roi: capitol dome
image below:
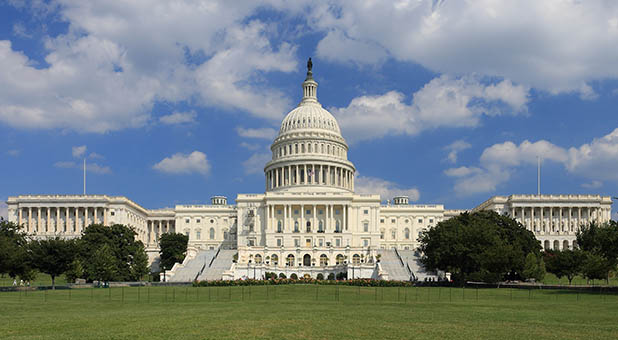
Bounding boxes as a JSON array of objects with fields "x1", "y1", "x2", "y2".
[{"x1": 264, "y1": 58, "x2": 355, "y2": 193}]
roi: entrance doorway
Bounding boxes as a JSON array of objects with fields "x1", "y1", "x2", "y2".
[{"x1": 303, "y1": 254, "x2": 311, "y2": 267}]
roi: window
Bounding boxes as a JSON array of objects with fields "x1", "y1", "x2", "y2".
[
  {"x1": 306, "y1": 209, "x2": 311, "y2": 215},
  {"x1": 404, "y1": 228, "x2": 410, "y2": 240},
  {"x1": 405, "y1": 219, "x2": 409, "y2": 223},
  {"x1": 391, "y1": 229, "x2": 396, "y2": 239},
  {"x1": 277, "y1": 221, "x2": 282, "y2": 233},
  {"x1": 209, "y1": 228, "x2": 215, "y2": 239},
  {"x1": 335, "y1": 210, "x2": 340, "y2": 215},
  {"x1": 249, "y1": 223, "x2": 254, "y2": 232},
  {"x1": 418, "y1": 218, "x2": 423, "y2": 223},
  {"x1": 210, "y1": 219, "x2": 214, "y2": 224},
  {"x1": 196, "y1": 230, "x2": 201, "y2": 240},
  {"x1": 318, "y1": 239, "x2": 323, "y2": 247},
  {"x1": 277, "y1": 238, "x2": 282, "y2": 247},
  {"x1": 380, "y1": 229, "x2": 384, "y2": 239},
  {"x1": 294, "y1": 239, "x2": 300, "y2": 247},
  {"x1": 271, "y1": 254, "x2": 279, "y2": 265},
  {"x1": 352, "y1": 254, "x2": 360, "y2": 265},
  {"x1": 320, "y1": 254, "x2": 328, "y2": 266},
  {"x1": 247, "y1": 239, "x2": 255, "y2": 246},
  {"x1": 196, "y1": 219, "x2": 201, "y2": 223},
  {"x1": 335, "y1": 220, "x2": 341, "y2": 232},
  {"x1": 364, "y1": 209, "x2": 368, "y2": 215},
  {"x1": 363, "y1": 222, "x2": 369, "y2": 232},
  {"x1": 318, "y1": 221, "x2": 324, "y2": 232},
  {"x1": 255, "y1": 255, "x2": 262, "y2": 264},
  {"x1": 335, "y1": 238, "x2": 341, "y2": 247},
  {"x1": 380, "y1": 219, "x2": 384, "y2": 223},
  {"x1": 336, "y1": 254, "x2": 344, "y2": 265},
  {"x1": 318, "y1": 209, "x2": 323, "y2": 215},
  {"x1": 391, "y1": 218, "x2": 396, "y2": 223},
  {"x1": 277, "y1": 210, "x2": 282, "y2": 215},
  {"x1": 294, "y1": 210, "x2": 299, "y2": 215},
  {"x1": 294, "y1": 221, "x2": 299, "y2": 233},
  {"x1": 185, "y1": 231, "x2": 190, "y2": 237},
  {"x1": 185, "y1": 219, "x2": 190, "y2": 224},
  {"x1": 287, "y1": 254, "x2": 295, "y2": 266},
  {"x1": 306, "y1": 238, "x2": 311, "y2": 247},
  {"x1": 306, "y1": 221, "x2": 311, "y2": 232},
  {"x1": 429, "y1": 218, "x2": 434, "y2": 223},
  {"x1": 363, "y1": 239, "x2": 369, "y2": 247},
  {"x1": 110, "y1": 211, "x2": 115, "y2": 216}
]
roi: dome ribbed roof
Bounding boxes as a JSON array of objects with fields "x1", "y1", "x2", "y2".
[{"x1": 279, "y1": 103, "x2": 341, "y2": 135}]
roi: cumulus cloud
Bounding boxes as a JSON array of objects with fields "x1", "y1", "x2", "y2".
[
  {"x1": 355, "y1": 175, "x2": 420, "y2": 202},
  {"x1": 72, "y1": 145, "x2": 87, "y2": 158},
  {"x1": 153, "y1": 151, "x2": 210, "y2": 175},
  {"x1": 240, "y1": 142, "x2": 261, "y2": 151},
  {"x1": 0, "y1": 1, "x2": 298, "y2": 133},
  {"x1": 159, "y1": 111, "x2": 196, "y2": 125},
  {"x1": 446, "y1": 128, "x2": 618, "y2": 195},
  {"x1": 242, "y1": 152, "x2": 271, "y2": 175},
  {"x1": 236, "y1": 127, "x2": 277, "y2": 140},
  {"x1": 312, "y1": 0, "x2": 618, "y2": 95},
  {"x1": 444, "y1": 140, "x2": 471, "y2": 163},
  {"x1": 333, "y1": 75, "x2": 529, "y2": 143}
]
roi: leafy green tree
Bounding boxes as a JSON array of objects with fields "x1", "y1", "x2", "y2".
[
  {"x1": 79, "y1": 224, "x2": 150, "y2": 282},
  {"x1": 91, "y1": 244, "x2": 116, "y2": 284},
  {"x1": 65, "y1": 258, "x2": 84, "y2": 283},
  {"x1": 576, "y1": 221, "x2": 618, "y2": 283},
  {"x1": 158, "y1": 233, "x2": 188, "y2": 271},
  {"x1": 543, "y1": 249, "x2": 584, "y2": 285},
  {"x1": 523, "y1": 252, "x2": 546, "y2": 282},
  {"x1": 30, "y1": 238, "x2": 76, "y2": 289},
  {"x1": 130, "y1": 243, "x2": 149, "y2": 281},
  {"x1": 0, "y1": 220, "x2": 31, "y2": 280},
  {"x1": 581, "y1": 252, "x2": 612, "y2": 283},
  {"x1": 419, "y1": 211, "x2": 540, "y2": 284}
]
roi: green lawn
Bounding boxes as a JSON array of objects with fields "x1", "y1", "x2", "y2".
[{"x1": 1, "y1": 285, "x2": 617, "y2": 339}]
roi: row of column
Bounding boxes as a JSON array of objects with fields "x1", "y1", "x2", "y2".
[
  {"x1": 513, "y1": 206, "x2": 607, "y2": 234},
  {"x1": 264, "y1": 204, "x2": 348, "y2": 234},
  {"x1": 18, "y1": 206, "x2": 108, "y2": 234},
  {"x1": 146, "y1": 220, "x2": 174, "y2": 246},
  {"x1": 266, "y1": 164, "x2": 354, "y2": 191}
]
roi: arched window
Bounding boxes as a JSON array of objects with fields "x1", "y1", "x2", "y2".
[
  {"x1": 335, "y1": 220, "x2": 340, "y2": 232},
  {"x1": 320, "y1": 254, "x2": 328, "y2": 266},
  {"x1": 271, "y1": 254, "x2": 278, "y2": 265},
  {"x1": 544, "y1": 240, "x2": 550, "y2": 250},
  {"x1": 277, "y1": 221, "x2": 282, "y2": 233},
  {"x1": 306, "y1": 221, "x2": 311, "y2": 232},
  {"x1": 336, "y1": 254, "x2": 344, "y2": 265},
  {"x1": 209, "y1": 227, "x2": 215, "y2": 239},
  {"x1": 255, "y1": 254, "x2": 262, "y2": 264},
  {"x1": 318, "y1": 221, "x2": 324, "y2": 232},
  {"x1": 352, "y1": 254, "x2": 360, "y2": 265},
  {"x1": 563, "y1": 240, "x2": 569, "y2": 250},
  {"x1": 287, "y1": 254, "x2": 295, "y2": 266},
  {"x1": 294, "y1": 221, "x2": 299, "y2": 233},
  {"x1": 404, "y1": 228, "x2": 410, "y2": 240},
  {"x1": 553, "y1": 240, "x2": 560, "y2": 250}
]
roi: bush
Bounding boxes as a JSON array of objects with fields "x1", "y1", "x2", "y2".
[
  {"x1": 290, "y1": 273, "x2": 298, "y2": 280},
  {"x1": 316, "y1": 273, "x2": 324, "y2": 280},
  {"x1": 327, "y1": 273, "x2": 335, "y2": 280},
  {"x1": 336, "y1": 272, "x2": 347, "y2": 280},
  {"x1": 192, "y1": 278, "x2": 414, "y2": 287},
  {"x1": 279, "y1": 273, "x2": 287, "y2": 279}
]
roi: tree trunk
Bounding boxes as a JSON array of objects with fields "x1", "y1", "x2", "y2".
[{"x1": 51, "y1": 275, "x2": 55, "y2": 290}]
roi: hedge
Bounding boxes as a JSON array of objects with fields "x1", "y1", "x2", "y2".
[{"x1": 193, "y1": 278, "x2": 414, "y2": 287}]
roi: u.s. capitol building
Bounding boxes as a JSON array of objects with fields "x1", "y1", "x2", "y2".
[{"x1": 5, "y1": 62, "x2": 613, "y2": 281}]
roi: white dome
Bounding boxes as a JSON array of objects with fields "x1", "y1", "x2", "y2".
[{"x1": 279, "y1": 103, "x2": 341, "y2": 136}]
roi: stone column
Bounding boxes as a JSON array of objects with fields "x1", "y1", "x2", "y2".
[
  {"x1": 540, "y1": 207, "x2": 544, "y2": 233},
  {"x1": 65, "y1": 208, "x2": 69, "y2": 233},
  {"x1": 284, "y1": 204, "x2": 288, "y2": 231},
  {"x1": 343, "y1": 205, "x2": 347, "y2": 231},
  {"x1": 549, "y1": 207, "x2": 553, "y2": 233},
  {"x1": 56, "y1": 207, "x2": 60, "y2": 233},
  {"x1": 28, "y1": 207, "x2": 32, "y2": 233},
  {"x1": 530, "y1": 206, "x2": 535, "y2": 232},
  {"x1": 578, "y1": 207, "x2": 582, "y2": 232},
  {"x1": 300, "y1": 204, "x2": 304, "y2": 232},
  {"x1": 18, "y1": 207, "x2": 22, "y2": 228},
  {"x1": 75, "y1": 207, "x2": 79, "y2": 233},
  {"x1": 46, "y1": 207, "x2": 50, "y2": 233},
  {"x1": 37, "y1": 207, "x2": 41, "y2": 233},
  {"x1": 313, "y1": 205, "x2": 317, "y2": 232}
]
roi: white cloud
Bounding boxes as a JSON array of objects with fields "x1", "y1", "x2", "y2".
[
  {"x1": 88, "y1": 152, "x2": 104, "y2": 160},
  {"x1": 72, "y1": 145, "x2": 87, "y2": 158},
  {"x1": 355, "y1": 175, "x2": 420, "y2": 202},
  {"x1": 0, "y1": 1, "x2": 298, "y2": 133},
  {"x1": 54, "y1": 160, "x2": 111, "y2": 174},
  {"x1": 242, "y1": 152, "x2": 271, "y2": 174},
  {"x1": 447, "y1": 128, "x2": 618, "y2": 195},
  {"x1": 236, "y1": 127, "x2": 277, "y2": 140},
  {"x1": 240, "y1": 142, "x2": 261, "y2": 151},
  {"x1": 333, "y1": 75, "x2": 529, "y2": 143},
  {"x1": 159, "y1": 111, "x2": 196, "y2": 125},
  {"x1": 12, "y1": 22, "x2": 31, "y2": 38},
  {"x1": 153, "y1": 151, "x2": 210, "y2": 175},
  {"x1": 312, "y1": 1, "x2": 618, "y2": 95},
  {"x1": 444, "y1": 140, "x2": 471, "y2": 163}
]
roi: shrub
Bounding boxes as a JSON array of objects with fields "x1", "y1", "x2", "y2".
[
  {"x1": 327, "y1": 273, "x2": 335, "y2": 280},
  {"x1": 336, "y1": 272, "x2": 347, "y2": 280},
  {"x1": 279, "y1": 273, "x2": 287, "y2": 279},
  {"x1": 316, "y1": 273, "x2": 324, "y2": 280},
  {"x1": 290, "y1": 273, "x2": 298, "y2": 280}
]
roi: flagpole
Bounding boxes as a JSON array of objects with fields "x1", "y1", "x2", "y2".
[{"x1": 83, "y1": 158, "x2": 86, "y2": 195}]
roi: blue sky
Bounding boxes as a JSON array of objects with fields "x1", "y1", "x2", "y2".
[{"x1": 1, "y1": 1, "x2": 618, "y2": 219}]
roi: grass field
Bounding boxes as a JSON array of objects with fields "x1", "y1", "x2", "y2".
[{"x1": 1, "y1": 285, "x2": 617, "y2": 339}]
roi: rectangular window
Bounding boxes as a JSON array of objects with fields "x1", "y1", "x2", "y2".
[
  {"x1": 306, "y1": 238, "x2": 311, "y2": 247},
  {"x1": 364, "y1": 209, "x2": 369, "y2": 215},
  {"x1": 318, "y1": 239, "x2": 324, "y2": 247},
  {"x1": 185, "y1": 219, "x2": 190, "y2": 224},
  {"x1": 294, "y1": 210, "x2": 299, "y2": 215},
  {"x1": 363, "y1": 239, "x2": 369, "y2": 247},
  {"x1": 110, "y1": 211, "x2": 115, "y2": 216},
  {"x1": 335, "y1": 210, "x2": 340, "y2": 215},
  {"x1": 196, "y1": 231, "x2": 201, "y2": 240},
  {"x1": 335, "y1": 238, "x2": 341, "y2": 247},
  {"x1": 294, "y1": 239, "x2": 300, "y2": 247},
  {"x1": 276, "y1": 238, "x2": 282, "y2": 247},
  {"x1": 248, "y1": 239, "x2": 255, "y2": 246},
  {"x1": 429, "y1": 218, "x2": 434, "y2": 223},
  {"x1": 196, "y1": 219, "x2": 201, "y2": 223},
  {"x1": 318, "y1": 210, "x2": 323, "y2": 215},
  {"x1": 391, "y1": 219, "x2": 396, "y2": 223},
  {"x1": 306, "y1": 209, "x2": 311, "y2": 215},
  {"x1": 277, "y1": 210, "x2": 282, "y2": 215},
  {"x1": 363, "y1": 222, "x2": 369, "y2": 232},
  {"x1": 380, "y1": 219, "x2": 384, "y2": 223},
  {"x1": 418, "y1": 218, "x2": 423, "y2": 223}
]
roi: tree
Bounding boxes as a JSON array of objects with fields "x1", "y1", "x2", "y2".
[
  {"x1": 576, "y1": 221, "x2": 618, "y2": 283},
  {"x1": 159, "y1": 233, "x2": 189, "y2": 271},
  {"x1": 543, "y1": 249, "x2": 584, "y2": 285},
  {"x1": 419, "y1": 211, "x2": 541, "y2": 284},
  {"x1": 0, "y1": 220, "x2": 31, "y2": 280},
  {"x1": 30, "y1": 238, "x2": 75, "y2": 289},
  {"x1": 581, "y1": 252, "x2": 612, "y2": 283},
  {"x1": 91, "y1": 244, "x2": 116, "y2": 285},
  {"x1": 523, "y1": 252, "x2": 546, "y2": 282},
  {"x1": 78, "y1": 224, "x2": 150, "y2": 282},
  {"x1": 65, "y1": 258, "x2": 84, "y2": 283},
  {"x1": 130, "y1": 243, "x2": 149, "y2": 281}
]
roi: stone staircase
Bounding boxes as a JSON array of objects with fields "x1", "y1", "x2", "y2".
[
  {"x1": 168, "y1": 250, "x2": 217, "y2": 282},
  {"x1": 197, "y1": 249, "x2": 236, "y2": 281},
  {"x1": 377, "y1": 249, "x2": 411, "y2": 281},
  {"x1": 398, "y1": 250, "x2": 439, "y2": 281}
]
